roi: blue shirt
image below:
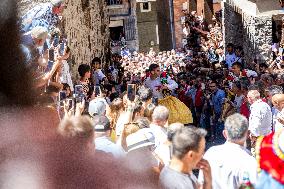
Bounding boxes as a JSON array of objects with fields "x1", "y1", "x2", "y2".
[
  {"x1": 211, "y1": 89, "x2": 225, "y2": 115},
  {"x1": 95, "y1": 136, "x2": 126, "y2": 158}
]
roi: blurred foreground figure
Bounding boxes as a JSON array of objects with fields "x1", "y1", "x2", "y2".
[
  {"x1": 0, "y1": 1, "x2": 155, "y2": 188},
  {"x1": 255, "y1": 129, "x2": 284, "y2": 189}
]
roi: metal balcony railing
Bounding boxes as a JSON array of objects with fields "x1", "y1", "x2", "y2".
[{"x1": 106, "y1": 0, "x2": 123, "y2": 5}]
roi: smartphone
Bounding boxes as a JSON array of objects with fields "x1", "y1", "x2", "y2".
[
  {"x1": 152, "y1": 97, "x2": 159, "y2": 106},
  {"x1": 59, "y1": 91, "x2": 67, "y2": 106},
  {"x1": 94, "y1": 85, "x2": 101, "y2": 97},
  {"x1": 75, "y1": 85, "x2": 83, "y2": 96},
  {"x1": 67, "y1": 98, "x2": 73, "y2": 110},
  {"x1": 48, "y1": 49, "x2": 54, "y2": 61},
  {"x1": 127, "y1": 84, "x2": 136, "y2": 101}
]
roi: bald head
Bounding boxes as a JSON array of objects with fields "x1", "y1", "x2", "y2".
[{"x1": 272, "y1": 94, "x2": 284, "y2": 111}]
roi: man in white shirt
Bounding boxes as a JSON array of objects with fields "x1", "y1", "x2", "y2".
[
  {"x1": 272, "y1": 94, "x2": 284, "y2": 132},
  {"x1": 247, "y1": 90, "x2": 272, "y2": 137},
  {"x1": 247, "y1": 90, "x2": 272, "y2": 156},
  {"x1": 144, "y1": 63, "x2": 178, "y2": 99},
  {"x1": 150, "y1": 106, "x2": 169, "y2": 149},
  {"x1": 198, "y1": 113, "x2": 257, "y2": 189}
]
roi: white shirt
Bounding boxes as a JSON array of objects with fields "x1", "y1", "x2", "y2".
[
  {"x1": 198, "y1": 142, "x2": 258, "y2": 189},
  {"x1": 274, "y1": 108, "x2": 284, "y2": 132},
  {"x1": 249, "y1": 99, "x2": 272, "y2": 137},
  {"x1": 59, "y1": 60, "x2": 74, "y2": 91},
  {"x1": 183, "y1": 27, "x2": 190, "y2": 37},
  {"x1": 144, "y1": 76, "x2": 178, "y2": 99},
  {"x1": 149, "y1": 123, "x2": 169, "y2": 164},
  {"x1": 150, "y1": 123, "x2": 168, "y2": 148}
]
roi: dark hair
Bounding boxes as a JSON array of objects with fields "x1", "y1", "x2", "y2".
[
  {"x1": 233, "y1": 81, "x2": 242, "y2": 90},
  {"x1": 232, "y1": 62, "x2": 242, "y2": 69},
  {"x1": 148, "y1": 64, "x2": 159, "y2": 72},
  {"x1": 172, "y1": 127, "x2": 207, "y2": 159},
  {"x1": 227, "y1": 43, "x2": 234, "y2": 48},
  {"x1": 46, "y1": 85, "x2": 61, "y2": 94},
  {"x1": 62, "y1": 83, "x2": 70, "y2": 91},
  {"x1": 138, "y1": 87, "x2": 153, "y2": 102},
  {"x1": 91, "y1": 57, "x2": 101, "y2": 65},
  {"x1": 235, "y1": 46, "x2": 243, "y2": 51},
  {"x1": 259, "y1": 63, "x2": 268, "y2": 69},
  {"x1": 240, "y1": 79, "x2": 250, "y2": 91},
  {"x1": 78, "y1": 64, "x2": 91, "y2": 77}
]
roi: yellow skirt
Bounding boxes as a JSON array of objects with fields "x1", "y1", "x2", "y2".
[{"x1": 159, "y1": 96, "x2": 193, "y2": 125}]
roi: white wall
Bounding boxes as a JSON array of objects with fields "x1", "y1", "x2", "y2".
[{"x1": 228, "y1": 0, "x2": 257, "y2": 16}]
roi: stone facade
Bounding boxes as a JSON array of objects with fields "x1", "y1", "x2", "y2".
[
  {"x1": 108, "y1": 0, "x2": 139, "y2": 52},
  {"x1": 63, "y1": 0, "x2": 109, "y2": 79},
  {"x1": 173, "y1": 0, "x2": 188, "y2": 49},
  {"x1": 18, "y1": 0, "x2": 110, "y2": 79},
  {"x1": 157, "y1": 0, "x2": 173, "y2": 51},
  {"x1": 223, "y1": 0, "x2": 275, "y2": 63},
  {"x1": 136, "y1": 1, "x2": 159, "y2": 52}
]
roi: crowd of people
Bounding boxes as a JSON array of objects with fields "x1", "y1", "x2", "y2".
[{"x1": 0, "y1": 0, "x2": 284, "y2": 188}]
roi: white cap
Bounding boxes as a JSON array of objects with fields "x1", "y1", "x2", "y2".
[
  {"x1": 88, "y1": 99, "x2": 106, "y2": 117},
  {"x1": 51, "y1": 0, "x2": 63, "y2": 6}
]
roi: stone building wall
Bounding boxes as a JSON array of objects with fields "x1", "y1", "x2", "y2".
[
  {"x1": 223, "y1": 2, "x2": 244, "y2": 47},
  {"x1": 223, "y1": 0, "x2": 273, "y2": 64},
  {"x1": 157, "y1": 0, "x2": 173, "y2": 51},
  {"x1": 63, "y1": 0, "x2": 109, "y2": 79},
  {"x1": 136, "y1": 1, "x2": 159, "y2": 52},
  {"x1": 254, "y1": 16, "x2": 273, "y2": 61},
  {"x1": 173, "y1": 0, "x2": 188, "y2": 49},
  {"x1": 18, "y1": 0, "x2": 110, "y2": 80}
]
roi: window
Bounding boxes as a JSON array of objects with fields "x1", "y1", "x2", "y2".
[
  {"x1": 140, "y1": 2, "x2": 151, "y2": 12},
  {"x1": 143, "y1": 2, "x2": 149, "y2": 10},
  {"x1": 106, "y1": 0, "x2": 122, "y2": 5}
]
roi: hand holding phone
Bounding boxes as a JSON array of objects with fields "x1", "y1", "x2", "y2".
[
  {"x1": 94, "y1": 85, "x2": 101, "y2": 97},
  {"x1": 127, "y1": 84, "x2": 136, "y2": 102},
  {"x1": 59, "y1": 91, "x2": 67, "y2": 106},
  {"x1": 152, "y1": 97, "x2": 159, "y2": 106}
]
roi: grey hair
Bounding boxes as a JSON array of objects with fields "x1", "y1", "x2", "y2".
[
  {"x1": 152, "y1": 105, "x2": 169, "y2": 122},
  {"x1": 225, "y1": 113, "x2": 248, "y2": 142},
  {"x1": 247, "y1": 90, "x2": 260, "y2": 101},
  {"x1": 172, "y1": 127, "x2": 207, "y2": 159},
  {"x1": 266, "y1": 85, "x2": 283, "y2": 97},
  {"x1": 167, "y1": 123, "x2": 184, "y2": 142},
  {"x1": 30, "y1": 26, "x2": 48, "y2": 40}
]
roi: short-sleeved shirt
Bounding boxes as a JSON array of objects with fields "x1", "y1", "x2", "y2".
[{"x1": 159, "y1": 166, "x2": 198, "y2": 189}]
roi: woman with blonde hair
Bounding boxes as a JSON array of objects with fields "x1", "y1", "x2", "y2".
[{"x1": 107, "y1": 98, "x2": 124, "y2": 141}]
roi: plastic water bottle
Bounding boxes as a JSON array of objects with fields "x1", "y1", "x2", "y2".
[{"x1": 239, "y1": 172, "x2": 254, "y2": 189}]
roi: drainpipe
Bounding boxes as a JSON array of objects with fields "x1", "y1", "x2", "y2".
[{"x1": 169, "y1": 0, "x2": 176, "y2": 49}]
